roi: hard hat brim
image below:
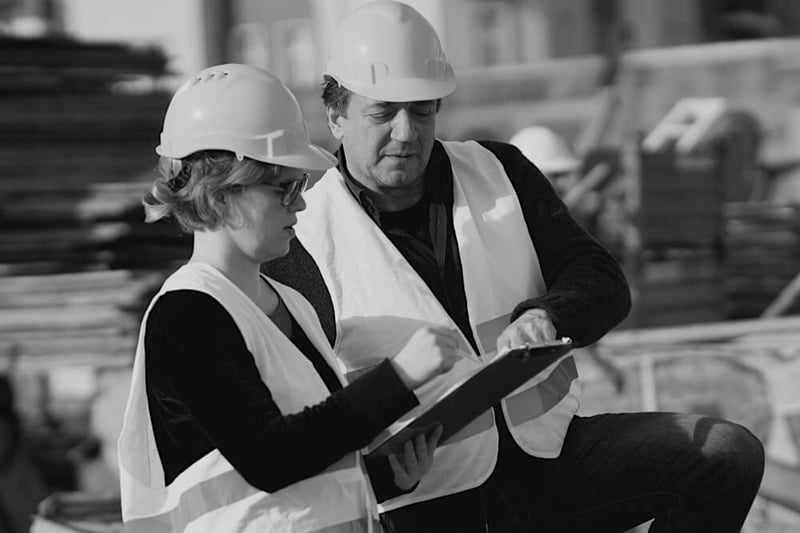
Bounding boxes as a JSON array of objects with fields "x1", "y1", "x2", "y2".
[
  {"x1": 538, "y1": 157, "x2": 580, "y2": 175},
  {"x1": 156, "y1": 141, "x2": 337, "y2": 171},
  {"x1": 334, "y1": 76, "x2": 456, "y2": 103},
  {"x1": 262, "y1": 143, "x2": 338, "y2": 171}
]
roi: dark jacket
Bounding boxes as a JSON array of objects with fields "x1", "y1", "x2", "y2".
[{"x1": 263, "y1": 139, "x2": 631, "y2": 349}]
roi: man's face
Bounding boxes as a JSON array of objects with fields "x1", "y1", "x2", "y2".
[{"x1": 328, "y1": 92, "x2": 437, "y2": 196}]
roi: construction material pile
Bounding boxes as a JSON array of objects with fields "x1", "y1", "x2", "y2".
[
  {"x1": 723, "y1": 202, "x2": 800, "y2": 318},
  {"x1": 0, "y1": 35, "x2": 190, "y2": 497},
  {"x1": 31, "y1": 491, "x2": 122, "y2": 533},
  {"x1": 631, "y1": 145, "x2": 726, "y2": 327}
]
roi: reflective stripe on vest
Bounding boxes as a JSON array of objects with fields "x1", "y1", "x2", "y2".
[
  {"x1": 123, "y1": 455, "x2": 361, "y2": 533},
  {"x1": 122, "y1": 468, "x2": 258, "y2": 533},
  {"x1": 474, "y1": 313, "x2": 514, "y2": 353},
  {"x1": 474, "y1": 315, "x2": 579, "y2": 431},
  {"x1": 446, "y1": 354, "x2": 577, "y2": 444},
  {"x1": 505, "y1": 356, "x2": 577, "y2": 426}
]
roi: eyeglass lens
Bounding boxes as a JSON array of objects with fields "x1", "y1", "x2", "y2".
[{"x1": 281, "y1": 173, "x2": 309, "y2": 206}]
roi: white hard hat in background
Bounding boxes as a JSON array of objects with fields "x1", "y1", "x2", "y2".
[
  {"x1": 509, "y1": 126, "x2": 580, "y2": 176},
  {"x1": 157, "y1": 63, "x2": 336, "y2": 171},
  {"x1": 324, "y1": 0, "x2": 456, "y2": 102}
]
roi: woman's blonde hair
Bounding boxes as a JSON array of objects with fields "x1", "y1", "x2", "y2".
[{"x1": 143, "y1": 150, "x2": 280, "y2": 233}]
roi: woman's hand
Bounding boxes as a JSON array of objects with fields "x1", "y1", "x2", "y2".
[
  {"x1": 391, "y1": 327, "x2": 462, "y2": 390},
  {"x1": 387, "y1": 425, "x2": 443, "y2": 491}
]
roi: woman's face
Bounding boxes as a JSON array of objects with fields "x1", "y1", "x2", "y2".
[{"x1": 224, "y1": 167, "x2": 308, "y2": 263}]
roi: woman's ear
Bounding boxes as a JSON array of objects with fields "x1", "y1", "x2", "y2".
[{"x1": 327, "y1": 107, "x2": 345, "y2": 141}]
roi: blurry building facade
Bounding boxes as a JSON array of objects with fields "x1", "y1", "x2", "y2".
[
  {"x1": 4, "y1": 1, "x2": 800, "y2": 80},
  {"x1": 5, "y1": 0, "x2": 800, "y2": 151}
]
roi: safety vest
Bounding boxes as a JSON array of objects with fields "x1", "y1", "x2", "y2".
[
  {"x1": 296, "y1": 140, "x2": 581, "y2": 511},
  {"x1": 118, "y1": 262, "x2": 376, "y2": 532}
]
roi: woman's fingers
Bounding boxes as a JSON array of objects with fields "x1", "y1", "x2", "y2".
[
  {"x1": 426, "y1": 424, "x2": 444, "y2": 452},
  {"x1": 403, "y1": 439, "x2": 419, "y2": 473},
  {"x1": 388, "y1": 425, "x2": 444, "y2": 491}
]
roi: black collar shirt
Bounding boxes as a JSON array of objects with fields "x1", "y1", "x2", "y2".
[{"x1": 337, "y1": 142, "x2": 479, "y2": 353}]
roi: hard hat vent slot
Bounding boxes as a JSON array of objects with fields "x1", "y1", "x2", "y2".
[{"x1": 365, "y1": 63, "x2": 388, "y2": 85}]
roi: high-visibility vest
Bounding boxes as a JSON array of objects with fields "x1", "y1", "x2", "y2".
[
  {"x1": 118, "y1": 262, "x2": 377, "y2": 532},
  {"x1": 296, "y1": 140, "x2": 580, "y2": 512}
]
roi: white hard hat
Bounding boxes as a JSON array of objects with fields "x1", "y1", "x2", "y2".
[
  {"x1": 324, "y1": 0, "x2": 456, "y2": 102},
  {"x1": 509, "y1": 126, "x2": 579, "y2": 175},
  {"x1": 157, "y1": 63, "x2": 336, "y2": 171}
]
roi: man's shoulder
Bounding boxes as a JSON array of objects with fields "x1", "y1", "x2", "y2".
[
  {"x1": 436, "y1": 138, "x2": 523, "y2": 164},
  {"x1": 470, "y1": 139, "x2": 549, "y2": 188},
  {"x1": 475, "y1": 139, "x2": 524, "y2": 162}
]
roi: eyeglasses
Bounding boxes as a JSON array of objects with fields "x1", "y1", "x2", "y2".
[
  {"x1": 242, "y1": 170, "x2": 310, "y2": 206},
  {"x1": 274, "y1": 172, "x2": 310, "y2": 206}
]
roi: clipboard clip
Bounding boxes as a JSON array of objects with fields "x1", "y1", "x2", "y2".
[{"x1": 514, "y1": 337, "x2": 573, "y2": 359}]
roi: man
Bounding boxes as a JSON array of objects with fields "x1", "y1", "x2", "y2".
[
  {"x1": 264, "y1": 2, "x2": 765, "y2": 531},
  {"x1": 508, "y1": 125, "x2": 615, "y2": 238}
]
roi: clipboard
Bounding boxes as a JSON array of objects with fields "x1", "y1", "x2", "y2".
[{"x1": 366, "y1": 338, "x2": 573, "y2": 458}]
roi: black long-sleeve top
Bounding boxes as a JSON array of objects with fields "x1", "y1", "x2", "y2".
[
  {"x1": 144, "y1": 289, "x2": 418, "y2": 500},
  {"x1": 263, "y1": 140, "x2": 631, "y2": 350}
]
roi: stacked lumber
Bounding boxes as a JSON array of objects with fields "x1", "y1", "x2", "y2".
[
  {"x1": 0, "y1": 270, "x2": 161, "y2": 367},
  {"x1": 0, "y1": 35, "x2": 185, "y2": 276},
  {"x1": 0, "y1": 36, "x2": 190, "y2": 488},
  {"x1": 628, "y1": 104, "x2": 768, "y2": 328},
  {"x1": 0, "y1": 180, "x2": 191, "y2": 275},
  {"x1": 723, "y1": 202, "x2": 800, "y2": 318},
  {"x1": 627, "y1": 146, "x2": 728, "y2": 327},
  {"x1": 30, "y1": 491, "x2": 121, "y2": 533},
  {"x1": 632, "y1": 249, "x2": 725, "y2": 328},
  {"x1": 637, "y1": 147, "x2": 724, "y2": 248},
  {"x1": 0, "y1": 35, "x2": 168, "y2": 91}
]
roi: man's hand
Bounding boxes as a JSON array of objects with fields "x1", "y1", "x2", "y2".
[
  {"x1": 388, "y1": 425, "x2": 443, "y2": 491},
  {"x1": 495, "y1": 308, "x2": 556, "y2": 353}
]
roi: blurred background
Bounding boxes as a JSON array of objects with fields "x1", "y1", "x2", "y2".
[{"x1": 1, "y1": 1, "x2": 799, "y2": 532}]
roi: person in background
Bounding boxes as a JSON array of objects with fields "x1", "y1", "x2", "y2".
[
  {"x1": 508, "y1": 125, "x2": 603, "y2": 230},
  {"x1": 509, "y1": 125, "x2": 627, "y2": 391},
  {"x1": 263, "y1": 2, "x2": 766, "y2": 532},
  {"x1": 117, "y1": 63, "x2": 460, "y2": 533},
  {"x1": 0, "y1": 374, "x2": 48, "y2": 533}
]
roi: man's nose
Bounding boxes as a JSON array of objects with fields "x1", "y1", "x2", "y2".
[{"x1": 390, "y1": 108, "x2": 417, "y2": 143}]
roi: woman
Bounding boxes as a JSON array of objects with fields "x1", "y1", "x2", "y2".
[{"x1": 117, "y1": 64, "x2": 461, "y2": 532}]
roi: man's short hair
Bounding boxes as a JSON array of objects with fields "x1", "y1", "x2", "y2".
[
  {"x1": 321, "y1": 75, "x2": 351, "y2": 116},
  {"x1": 321, "y1": 75, "x2": 443, "y2": 116}
]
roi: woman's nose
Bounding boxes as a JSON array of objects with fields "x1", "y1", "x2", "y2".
[{"x1": 289, "y1": 192, "x2": 306, "y2": 212}]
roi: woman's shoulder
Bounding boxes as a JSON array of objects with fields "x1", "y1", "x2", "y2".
[
  {"x1": 146, "y1": 289, "x2": 238, "y2": 340},
  {"x1": 144, "y1": 289, "x2": 248, "y2": 374}
]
